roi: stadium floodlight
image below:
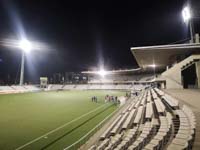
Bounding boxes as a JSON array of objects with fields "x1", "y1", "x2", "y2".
[
  {"x1": 19, "y1": 39, "x2": 33, "y2": 85},
  {"x1": 182, "y1": 5, "x2": 194, "y2": 43},
  {"x1": 1, "y1": 38, "x2": 48, "y2": 86},
  {"x1": 19, "y1": 39, "x2": 32, "y2": 53},
  {"x1": 98, "y1": 69, "x2": 107, "y2": 77},
  {"x1": 148, "y1": 64, "x2": 156, "y2": 68},
  {"x1": 182, "y1": 6, "x2": 191, "y2": 23}
]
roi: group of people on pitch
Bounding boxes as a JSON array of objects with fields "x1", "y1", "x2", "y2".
[
  {"x1": 105, "y1": 95, "x2": 120, "y2": 104},
  {"x1": 91, "y1": 96, "x2": 98, "y2": 102}
]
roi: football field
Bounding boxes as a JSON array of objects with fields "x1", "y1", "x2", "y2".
[{"x1": 0, "y1": 90, "x2": 125, "y2": 150}]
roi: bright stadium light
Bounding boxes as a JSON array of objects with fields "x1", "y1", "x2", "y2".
[
  {"x1": 148, "y1": 64, "x2": 157, "y2": 80},
  {"x1": 1, "y1": 38, "x2": 49, "y2": 86},
  {"x1": 19, "y1": 39, "x2": 32, "y2": 53},
  {"x1": 81, "y1": 68, "x2": 141, "y2": 74},
  {"x1": 182, "y1": 5, "x2": 194, "y2": 43},
  {"x1": 98, "y1": 69, "x2": 107, "y2": 77},
  {"x1": 182, "y1": 6, "x2": 191, "y2": 23},
  {"x1": 18, "y1": 38, "x2": 34, "y2": 85},
  {"x1": 148, "y1": 64, "x2": 156, "y2": 68}
]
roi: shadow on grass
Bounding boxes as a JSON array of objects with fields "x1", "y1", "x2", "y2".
[{"x1": 40, "y1": 104, "x2": 114, "y2": 150}]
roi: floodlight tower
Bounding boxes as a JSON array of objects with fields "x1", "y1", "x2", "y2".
[
  {"x1": 98, "y1": 69, "x2": 107, "y2": 78},
  {"x1": 19, "y1": 39, "x2": 32, "y2": 85},
  {"x1": 1, "y1": 38, "x2": 47, "y2": 85},
  {"x1": 182, "y1": 5, "x2": 194, "y2": 43}
]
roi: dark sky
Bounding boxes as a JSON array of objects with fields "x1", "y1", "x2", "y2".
[{"x1": 0, "y1": 0, "x2": 200, "y2": 83}]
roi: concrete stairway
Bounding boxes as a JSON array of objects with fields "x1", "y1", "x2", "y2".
[{"x1": 160, "y1": 55, "x2": 200, "y2": 89}]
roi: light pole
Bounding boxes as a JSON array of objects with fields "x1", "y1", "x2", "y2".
[
  {"x1": 1, "y1": 38, "x2": 48, "y2": 85},
  {"x1": 19, "y1": 51, "x2": 25, "y2": 85},
  {"x1": 182, "y1": 5, "x2": 194, "y2": 43},
  {"x1": 18, "y1": 39, "x2": 32, "y2": 85}
]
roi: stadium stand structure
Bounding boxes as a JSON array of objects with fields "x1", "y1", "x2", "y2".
[
  {"x1": 160, "y1": 55, "x2": 200, "y2": 89},
  {"x1": 131, "y1": 39, "x2": 200, "y2": 89},
  {"x1": 0, "y1": 85, "x2": 40, "y2": 94},
  {"x1": 86, "y1": 88, "x2": 196, "y2": 150},
  {"x1": 47, "y1": 84, "x2": 145, "y2": 91},
  {"x1": 88, "y1": 74, "x2": 154, "y2": 83}
]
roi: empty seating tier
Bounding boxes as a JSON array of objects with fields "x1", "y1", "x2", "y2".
[{"x1": 88, "y1": 88, "x2": 196, "y2": 150}]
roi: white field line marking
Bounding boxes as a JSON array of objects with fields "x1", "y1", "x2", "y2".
[
  {"x1": 15, "y1": 104, "x2": 108, "y2": 150},
  {"x1": 63, "y1": 107, "x2": 118, "y2": 150}
]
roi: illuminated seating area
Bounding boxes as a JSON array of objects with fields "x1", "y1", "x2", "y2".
[
  {"x1": 49, "y1": 84, "x2": 146, "y2": 90},
  {"x1": 88, "y1": 88, "x2": 196, "y2": 150}
]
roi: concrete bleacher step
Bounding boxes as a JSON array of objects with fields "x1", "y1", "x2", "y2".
[
  {"x1": 194, "y1": 137, "x2": 200, "y2": 142},
  {"x1": 152, "y1": 118, "x2": 159, "y2": 126},
  {"x1": 87, "y1": 88, "x2": 197, "y2": 150},
  {"x1": 193, "y1": 142, "x2": 200, "y2": 150}
]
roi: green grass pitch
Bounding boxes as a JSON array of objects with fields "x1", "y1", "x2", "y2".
[{"x1": 0, "y1": 90, "x2": 125, "y2": 150}]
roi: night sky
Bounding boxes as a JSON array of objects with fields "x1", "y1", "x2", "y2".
[{"x1": 0, "y1": 0, "x2": 200, "y2": 83}]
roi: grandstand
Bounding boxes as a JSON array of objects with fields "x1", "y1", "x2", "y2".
[
  {"x1": 86, "y1": 88, "x2": 196, "y2": 150},
  {"x1": 0, "y1": 85, "x2": 40, "y2": 94},
  {"x1": 78, "y1": 36, "x2": 200, "y2": 150},
  {"x1": 87, "y1": 74, "x2": 154, "y2": 83},
  {"x1": 47, "y1": 84, "x2": 145, "y2": 91},
  {"x1": 131, "y1": 39, "x2": 200, "y2": 89}
]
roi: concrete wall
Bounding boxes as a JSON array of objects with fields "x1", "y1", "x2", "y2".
[
  {"x1": 157, "y1": 75, "x2": 183, "y2": 89},
  {"x1": 195, "y1": 61, "x2": 200, "y2": 89},
  {"x1": 160, "y1": 55, "x2": 200, "y2": 89}
]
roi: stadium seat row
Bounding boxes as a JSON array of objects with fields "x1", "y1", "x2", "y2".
[{"x1": 88, "y1": 87, "x2": 196, "y2": 150}]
